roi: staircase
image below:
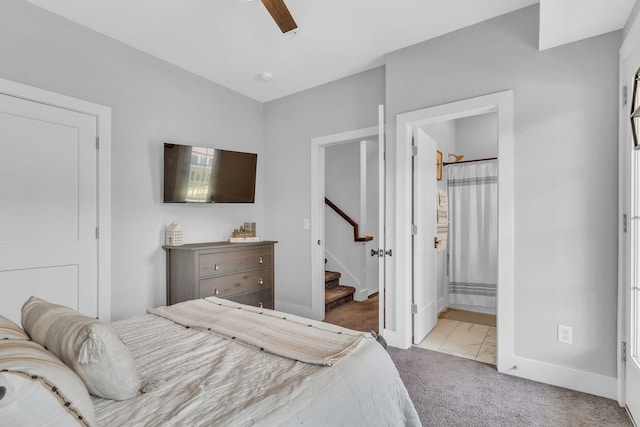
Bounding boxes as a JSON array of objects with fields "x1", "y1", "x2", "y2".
[{"x1": 325, "y1": 270, "x2": 356, "y2": 312}]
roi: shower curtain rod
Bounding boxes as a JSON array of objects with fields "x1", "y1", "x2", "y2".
[{"x1": 443, "y1": 156, "x2": 497, "y2": 166}]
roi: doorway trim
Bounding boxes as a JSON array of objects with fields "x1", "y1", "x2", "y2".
[
  {"x1": 311, "y1": 126, "x2": 379, "y2": 322},
  {"x1": 394, "y1": 90, "x2": 514, "y2": 372},
  {"x1": 0, "y1": 77, "x2": 111, "y2": 321}
]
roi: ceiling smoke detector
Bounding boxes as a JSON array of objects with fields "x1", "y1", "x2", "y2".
[{"x1": 258, "y1": 72, "x2": 273, "y2": 82}]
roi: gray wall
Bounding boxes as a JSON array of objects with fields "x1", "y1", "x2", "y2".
[
  {"x1": 386, "y1": 6, "x2": 620, "y2": 376},
  {"x1": 0, "y1": 0, "x2": 265, "y2": 320},
  {"x1": 263, "y1": 67, "x2": 385, "y2": 315},
  {"x1": 455, "y1": 113, "x2": 498, "y2": 160}
]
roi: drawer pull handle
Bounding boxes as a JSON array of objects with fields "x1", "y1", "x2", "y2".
[
  {"x1": 259, "y1": 302, "x2": 263, "y2": 308},
  {"x1": 214, "y1": 264, "x2": 219, "y2": 270},
  {"x1": 214, "y1": 289, "x2": 219, "y2": 295},
  {"x1": 258, "y1": 278, "x2": 264, "y2": 285},
  {"x1": 258, "y1": 256, "x2": 263, "y2": 264}
]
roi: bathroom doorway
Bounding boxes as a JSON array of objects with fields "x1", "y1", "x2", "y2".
[
  {"x1": 414, "y1": 112, "x2": 498, "y2": 364},
  {"x1": 394, "y1": 90, "x2": 514, "y2": 372}
]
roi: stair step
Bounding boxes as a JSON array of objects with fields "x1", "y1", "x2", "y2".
[
  {"x1": 325, "y1": 270, "x2": 341, "y2": 289},
  {"x1": 325, "y1": 285, "x2": 356, "y2": 312}
]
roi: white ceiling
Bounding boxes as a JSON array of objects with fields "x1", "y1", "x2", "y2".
[{"x1": 24, "y1": 0, "x2": 635, "y2": 102}]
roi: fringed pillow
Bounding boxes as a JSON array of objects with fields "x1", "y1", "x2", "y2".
[
  {"x1": 0, "y1": 316, "x2": 29, "y2": 341},
  {"x1": 21, "y1": 297, "x2": 140, "y2": 401},
  {"x1": 0, "y1": 339, "x2": 96, "y2": 426}
]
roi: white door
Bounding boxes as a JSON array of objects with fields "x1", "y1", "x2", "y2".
[
  {"x1": 378, "y1": 105, "x2": 386, "y2": 330},
  {"x1": 625, "y1": 79, "x2": 640, "y2": 419},
  {"x1": 412, "y1": 128, "x2": 437, "y2": 344},
  {"x1": 623, "y1": 36, "x2": 640, "y2": 420},
  {"x1": 0, "y1": 94, "x2": 98, "y2": 323}
]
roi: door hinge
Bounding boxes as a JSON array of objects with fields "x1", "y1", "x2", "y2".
[
  {"x1": 411, "y1": 304, "x2": 418, "y2": 314},
  {"x1": 411, "y1": 224, "x2": 418, "y2": 235},
  {"x1": 95, "y1": 227, "x2": 99, "y2": 239},
  {"x1": 411, "y1": 145, "x2": 418, "y2": 156},
  {"x1": 434, "y1": 237, "x2": 438, "y2": 249},
  {"x1": 624, "y1": 214, "x2": 628, "y2": 233},
  {"x1": 622, "y1": 341, "x2": 627, "y2": 362},
  {"x1": 96, "y1": 136, "x2": 100, "y2": 150},
  {"x1": 623, "y1": 86, "x2": 628, "y2": 106}
]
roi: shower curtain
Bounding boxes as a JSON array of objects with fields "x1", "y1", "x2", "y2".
[{"x1": 446, "y1": 160, "x2": 498, "y2": 314}]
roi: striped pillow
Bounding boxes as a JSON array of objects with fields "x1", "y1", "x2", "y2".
[
  {"x1": 0, "y1": 339, "x2": 96, "y2": 426},
  {"x1": 0, "y1": 316, "x2": 29, "y2": 341},
  {"x1": 21, "y1": 297, "x2": 140, "y2": 401}
]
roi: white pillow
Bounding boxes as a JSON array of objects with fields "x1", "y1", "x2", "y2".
[
  {"x1": 21, "y1": 296, "x2": 140, "y2": 401},
  {"x1": 0, "y1": 315, "x2": 29, "y2": 341},
  {"x1": 0, "y1": 339, "x2": 96, "y2": 426}
]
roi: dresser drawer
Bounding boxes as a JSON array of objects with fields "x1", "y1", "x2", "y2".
[
  {"x1": 226, "y1": 288, "x2": 273, "y2": 309},
  {"x1": 199, "y1": 247, "x2": 272, "y2": 277},
  {"x1": 199, "y1": 268, "x2": 272, "y2": 298}
]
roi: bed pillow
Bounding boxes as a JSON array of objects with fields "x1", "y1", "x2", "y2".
[
  {"x1": 21, "y1": 296, "x2": 140, "y2": 401},
  {"x1": 0, "y1": 316, "x2": 29, "y2": 341},
  {"x1": 0, "y1": 339, "x2": 96, "y2": 426}
]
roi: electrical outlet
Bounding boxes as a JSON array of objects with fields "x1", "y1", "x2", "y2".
[{"x1": 558, "y1": 325, "x2": 572, "y2": 344}]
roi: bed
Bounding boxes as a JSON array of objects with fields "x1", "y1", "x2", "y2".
[{"x1": 0, "y1": 296, "x2": 421, "y2": 426}]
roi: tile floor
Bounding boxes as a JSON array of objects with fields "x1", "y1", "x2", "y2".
[{"x1": 415, "y1": 318, "x2": 496, "y2": 365}]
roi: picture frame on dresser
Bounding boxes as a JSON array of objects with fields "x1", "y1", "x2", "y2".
[{"x1": 163, "y1": 241, "x2": 277, "y2": 309}]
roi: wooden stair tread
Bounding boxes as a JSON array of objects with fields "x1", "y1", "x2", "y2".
[
  {"x1": 325, "y1": 285, "x2": 356, "y2": 304},
  {"x1": 325, "y1": 271, "x2": 341, "y2": 282}
]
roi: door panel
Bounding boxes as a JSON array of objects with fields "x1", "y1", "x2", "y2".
[
  {"x1": 378, "y1": 105, "x2": 386, "y2": 331},
  {"x1": 626, "y1": 145, "x2": 640, "y2": 418},
  {"x1": 0, "y1": 94, "x2": 98, "y2": 323},
  {"x1": 413, "y1": 128, "x2": 437, "y2": 344},
  {"x1": 624, "y1": 46, "x2": 640, "y2": 419}
]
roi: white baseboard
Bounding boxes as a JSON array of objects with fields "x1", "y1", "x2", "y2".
[
  {"x1": 354, "y1": 288, "x2": 368, "y2": 302},
  {"x1": 384, "y1": 329, "x2": 411, "y2": 349},
  {"x1": 275, "y1": 300, "x2": 318, "y2": 321},
  {"x1": 507, "y1": 356, "x2": 617, "y2": 400}
]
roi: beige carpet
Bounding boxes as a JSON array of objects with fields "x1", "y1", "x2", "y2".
[
  {"x1": 438, "y1": 308, "x2": 496, "y2": 327},
  {"x1": 323, "y1": 293, "x2": 378, "y2": 333}
]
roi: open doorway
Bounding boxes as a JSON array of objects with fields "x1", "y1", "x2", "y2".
[
  {"x1": 393, "y1": 90, "x2": 514, "y2": 373},
  {"x1": 322, "y1": 139, "x2": 380, "y2": 332},
  {"x1": 413, "y1": 112, "x2": 499, "y2": 364},
  {"x1": 311, "y1": 109, "x2": 384, "y2": 330}
]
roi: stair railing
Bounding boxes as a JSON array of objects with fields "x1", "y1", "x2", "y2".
[{"x1": 325, "y1": 197, "x2": 374, "y2": 242}]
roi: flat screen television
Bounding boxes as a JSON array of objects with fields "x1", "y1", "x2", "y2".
[{"x1": 164, "y1": 143, "x2": 257, "y2": 203}]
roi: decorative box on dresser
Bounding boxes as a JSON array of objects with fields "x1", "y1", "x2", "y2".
[{"x1": 164, "y1": 241, "x2": 276, "y2": 309}]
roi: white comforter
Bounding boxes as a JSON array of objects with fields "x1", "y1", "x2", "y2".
[{"x1": 93, "y1": 312, "x2": 421, "y2": 426}]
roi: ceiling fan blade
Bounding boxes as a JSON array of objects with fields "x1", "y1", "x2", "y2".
[{"x1": 261, "y1": 0, "x2": 298, "y2": 33}]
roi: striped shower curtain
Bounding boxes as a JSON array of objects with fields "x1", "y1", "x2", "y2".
[{"x1": 446, "y1": 160, "x2": 498, "y2": 314}]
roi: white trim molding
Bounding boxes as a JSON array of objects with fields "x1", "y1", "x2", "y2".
[
  {"x1": 392, "y1": 90, "x2": 514, "y2": 375},
  {"x1": 510, "y1": 356, "x2": 618, "y2": 400},
  {"x1": 310, "y1": 126, "x2": 378, "y2": 321}
]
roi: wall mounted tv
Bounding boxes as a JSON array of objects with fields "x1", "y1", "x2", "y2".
[{"x1": 164, "y1": 143, "x2": 257, "y2": 203}]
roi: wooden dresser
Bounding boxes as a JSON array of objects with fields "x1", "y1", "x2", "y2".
[{"x1": 164, "y1": 241, "x2": 276, "y2": 309}]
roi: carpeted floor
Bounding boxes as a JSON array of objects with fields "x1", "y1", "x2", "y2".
[
  {"x1": 323, "y1": 293, "x2": 378, "y2": 333},
  {"x1": 388, "y1": 346, "x2": 631, "y2": 427}
]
